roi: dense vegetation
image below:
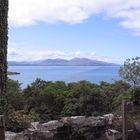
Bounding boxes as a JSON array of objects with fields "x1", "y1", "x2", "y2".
[
  {"x1": 5, "y1": 78, "x2": 139, "y2": 132},
  {"x1": 5, "y1": 57, "x2": 140, "y2": 132}
]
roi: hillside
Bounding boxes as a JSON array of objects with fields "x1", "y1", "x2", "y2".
[{"x1": 8, "y1": 58, "x2": 118, "y2": 66}]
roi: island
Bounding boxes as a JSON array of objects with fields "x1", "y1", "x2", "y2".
[{"x1": 8, "y1": 72, "x2": 20, "y2": 75}]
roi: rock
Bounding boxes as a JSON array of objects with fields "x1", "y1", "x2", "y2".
[
  {"x1": 105, "y1": 129, "x2": 122, "y2": 140},
  {"x1": 61, "y1": 116, "x2": 85, "y2": 127},
  {"x1": 5, "y1": 131, "x2": 23, "y2": 140},
  {"x1": 135, "y1": 122, "x2": 140, "y2": 132},
  {"x1": 43, "y1": 120, "x2": 64, "y2": 131},
  {"x1": 30, "y1": 122, "x2": 40, "y2": 130},
  {"x1": 6, "y1": 114, "x2": 116, "y2": 140},
  {"x1": 23, "y1": 130, "x2": 53, "y2": 140},
  {"x1": 22, "y1": 115, "x2": 113, "y2": 139},
  {"x1": 60, "y1": 116, "x2": 107, "y2": 127},
  {"x1": 103, "y1": 114, "x2": 114, "y2": 125},
  {"x1": 6, "y1": 131, "x2": 17, "y2": 140},
  {"x1": 84, "y1": 116, "x2": 106, "y2": 127}
]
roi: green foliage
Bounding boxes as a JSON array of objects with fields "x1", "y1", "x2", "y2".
[
  {"x1": 5, "y1": 78, "x2": 136, "y2": 132},
  {"x1": 119, "y1": 57, "x2": 140, "y2": 86},
  {"x1": 0, "y1": 0, "x2": 8, "y2": 116},
  {"x1": 61, "y1": 98, "x2": 81, "y2": 116},
  {"x1": 113, "y1": 90, "x2": 133, "y2": 108},
  {"x1": 133, "y1": 87, "x2": 140, "y2": 105},
  {"x1": 6, "y1": 110, "x2": 39, "y2": 132},
  {"x1": 7, "y1": 79, "x2": 24, "y2": 110}
]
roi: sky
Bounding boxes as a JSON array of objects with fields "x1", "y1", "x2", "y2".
[{"x1": 8, "y1": 0, "x2": 140, "y2": 64}]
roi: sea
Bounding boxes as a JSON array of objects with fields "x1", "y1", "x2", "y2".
[{"x1": 8, "y1": 66, "x2": 121, "y2": 89}]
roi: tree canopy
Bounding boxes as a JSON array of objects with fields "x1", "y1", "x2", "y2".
[
  {"x1": 0, "y1": 0, "x2": 9, "y2": 115},
  {"x1": 119, "y1": 57, "x2": 140, "y2": 87}
]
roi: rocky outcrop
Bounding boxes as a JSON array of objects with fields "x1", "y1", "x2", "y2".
[
  {"x1": 6, "y1": 114, "x2": 140, "y2": 140},
  {"x1": 5, "y1": 131, "x2": 23, "y2": 140},
  {"x1": 22, "y1": 114, "x2": 114, "y2": 140}
]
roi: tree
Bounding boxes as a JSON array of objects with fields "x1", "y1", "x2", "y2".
[
  {"x1": 119, "y1": 57, "x2": 140, "y2": 87},
  {"x1": 0, "y1": 0, "x2": 9, "y2": 113},
  {"x1": 7, "y1": 79, "x2": 24, "y2": 110}
]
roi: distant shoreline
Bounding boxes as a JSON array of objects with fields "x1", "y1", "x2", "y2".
[
  {"x1": 8, "y1": 64, "x2": 121, "y2": 66},
  {"x1": 8, "y1": 72, "x2": 20, "y2": 75}
]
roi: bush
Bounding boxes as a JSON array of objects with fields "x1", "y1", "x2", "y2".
[{"x1": 6, "y1": 110, "x2": 39, "y2": 132}]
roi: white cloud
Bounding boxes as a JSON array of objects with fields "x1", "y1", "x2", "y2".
[
  {"x1": 8, "y1": 48, "x2": 18, "y2": 56},
  {"x1": 9, "y1": 0, "x2": 140, "y2": 34},
  {"x1": 8, "y1": 46, "x2": 119, "y2": 63}
]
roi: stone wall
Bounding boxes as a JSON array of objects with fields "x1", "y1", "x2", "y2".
[{"x1": 6, "y1": 114, "x2": 114, "y2": 140}]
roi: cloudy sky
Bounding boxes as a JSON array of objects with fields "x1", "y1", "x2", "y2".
[{"x1": 8, "y1": 0, "x2": 140, "y2": 63}]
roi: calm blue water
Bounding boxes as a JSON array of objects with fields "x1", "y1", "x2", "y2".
[{"x1": 8, "y1": 66, "x2": 121, "y2": 88}]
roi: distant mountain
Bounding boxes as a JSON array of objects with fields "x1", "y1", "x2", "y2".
[
  {"x1": 68, "y1": 58, "x2": 115, "y2": 66},
  {"x1": 8, "y1": 58, "x2": 118, "y2": 66}
]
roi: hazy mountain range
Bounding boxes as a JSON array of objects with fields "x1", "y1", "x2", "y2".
[{"x1": 8, "y1": 58, "x2": 118, "y2": 66}]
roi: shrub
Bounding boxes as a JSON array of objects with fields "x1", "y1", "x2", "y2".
[{"x1": 6, "y1": 110, "x2": 39, "y2": 132}]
